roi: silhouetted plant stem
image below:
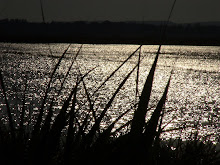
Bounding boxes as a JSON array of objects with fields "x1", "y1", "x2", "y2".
[
  {"x1": 32, "y1": 44, "x2": 71, "y2": 137},
  {"x1": 92, "y1": 45, "x2": 142, "y2": 95},
  {"x1": 41, "y1": 44, "x2": 83, "y2": 137},
  {"x1": 0, "y1": 71, "x2": 15, "y2": 139},
  {"x1": 144, "y1": 76, "x2": 171, "y2": 146},
  {"x1": 19, "y1": 78, "x2": 28, "y2": 137},
  {"x1": 135, "y1": 46, "x2": 141, "y2": 99},
  {"x1": 130, "y1": 52, "x2": 159, "y2": 136},
  {"x1": 39, "y1": 0, "x2": 45, "y2": 23}
]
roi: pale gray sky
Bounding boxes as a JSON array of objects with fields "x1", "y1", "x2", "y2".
[{"x1": 0, "y1": 0, "x2": 220, "y2": 23}]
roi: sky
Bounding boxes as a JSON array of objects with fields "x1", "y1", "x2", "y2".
[{"x1": 0, "y1": 0, "x2": 220, "y2": 23}]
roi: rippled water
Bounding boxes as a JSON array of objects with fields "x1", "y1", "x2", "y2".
[{"x1": 0, "y1": 43, "x2": 219, "y2": 141}]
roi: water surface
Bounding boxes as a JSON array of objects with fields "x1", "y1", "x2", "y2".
[{"x1": 0, "y1": 43, "x2": 219, "y2": 141}]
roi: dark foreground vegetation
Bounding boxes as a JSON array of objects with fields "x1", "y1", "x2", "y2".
[
  {"x1": 1, "y1": 19, "x2": 220, "y2": 45},
  {"x1": 0, "y1": 44, "x2": 220, "y2": 165}
]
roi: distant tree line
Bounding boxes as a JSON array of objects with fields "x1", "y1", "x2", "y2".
[{"x1": 1, "y1": 19, "x2": 220, "y2": 45}]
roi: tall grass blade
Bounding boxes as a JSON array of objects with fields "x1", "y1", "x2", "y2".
[
  {"x1": 73, "y1": 44, "x2": 83, "y2": 60},
  {"x1": 130, "y1": 52, "x2": 159, "y2": 136},
  {"x1": 45, "y1": 85, "x2": 77, "y2": 160},
  {"x1": 40, "y1": 44, "x2": 83, "y2": 137},
  {"x1": 99, "y1": 108, "x2": 132, "y2": 142},
  {"x1": 34, "y1": 86, "x2": 76, "y2": 164},
  {"x1": 154, "y1": 111, "x2": 164, "y2": 149},
  {"x1": 19, "y1": 80, "x2": 28, "y2": 137},
  {"x1": 87, "y1": 64, "x2": 138, "y2": 145},
  {"x1": 70, "y1": 65, "x2": 98, "y2": 135},
  {"x1": 32, "y1": 44, "x2": 71, "y2": 137},
  {"x1": 111, "y1": 120, "x2": 132, "y2": 136},
  {"x1": 82, "y1": 79, "x2": 97, "y2": 128},
  {"x1": 129, "y1": 0, "x2": 177, "y2": 136},
  {"x1": 68, "y1": 79, "x2": 85, "y2": 141},
  {"x1": 93, "y1": 45, "x2": 142, "y2": 95},
  {"x1": 49, "y1": 66, "x2": 95, "y2": 147},
  {"x1": 0, "y1": 118, "x2": 8, "y2": 140},
  {"x1": 59, "y1": 44, "x2": 83, "y2": 95},
  {"x1": 0, "y1": 71, "x2": 15, "y2": 139},
  {"x1": 50, "y1": 86, "x2": 75, "y2": 137},
  {"x1": 135, "y1": 47, "x2": 141, "y2": 98},
  {"x1": 129, "y1": 0, "x2": 177, "y2": 137},
  {"x1": 64, "y1": 83, "x2": 78, "y2": 164},
  {"x1": 144, "y1": 75, "x2": 171, "y2": 147},
  {"x1": 162, "y1": 0, "x2": 177, "y2": 38},
  {"x1": 39, "y1": 0, "x2": 45, "y2": 23},
  {"x1": 39, "y1": 100, "x2": 54, "y2": 140}
]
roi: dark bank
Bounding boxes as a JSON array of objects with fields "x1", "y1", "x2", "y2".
[{"x1": 1, "y1": 19, "x2": 220, "y2": 45}]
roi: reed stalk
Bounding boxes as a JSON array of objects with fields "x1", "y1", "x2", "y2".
[{"x1": 0, "y1": 71, "x2": 15, "y2": 139}]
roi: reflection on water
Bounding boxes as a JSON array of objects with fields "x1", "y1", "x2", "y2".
[{"x1": 0, "y1": 43, "x2": 219, "y2": 141}]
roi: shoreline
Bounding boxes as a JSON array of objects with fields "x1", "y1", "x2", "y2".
[
  {"x1": 1, "y1": 39, "x2": 220, "y2": 46},
  {"x1": 1, "y1": 20, "x2": 220, "y2": 46}
]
